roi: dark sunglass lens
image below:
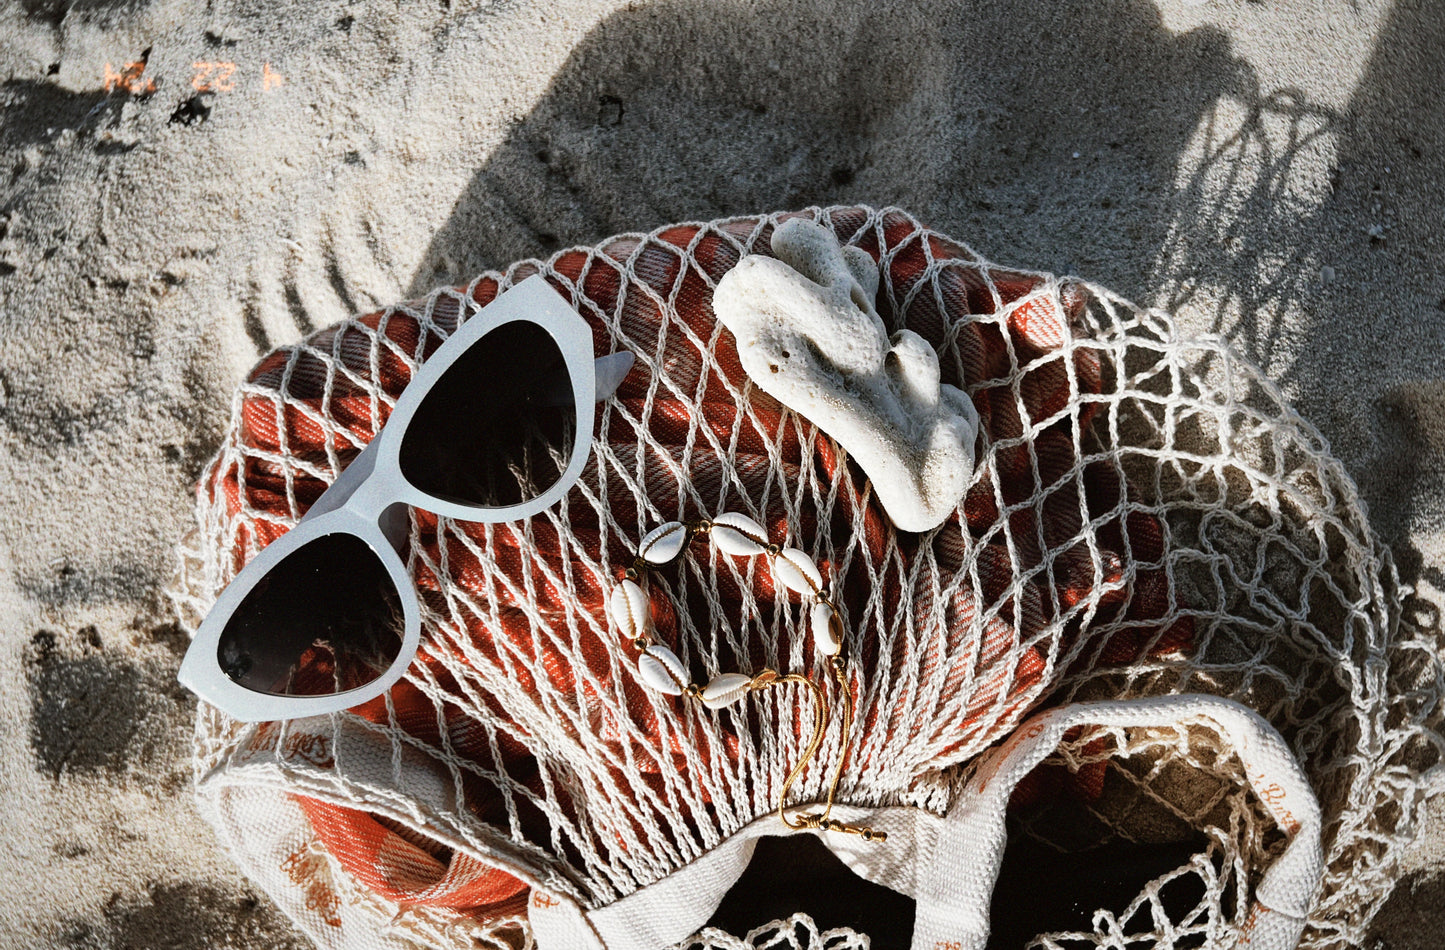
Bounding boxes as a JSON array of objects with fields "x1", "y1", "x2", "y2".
[
  {"x1": 218, "y1": 533, "x2": 405, "y2": 697},
  {"x1": 399, "y1": 320, "x2": 578, "y2": 508}
]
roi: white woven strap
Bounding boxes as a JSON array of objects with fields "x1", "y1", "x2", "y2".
[{"x1": 529, "y1": 695, "x2": 1323, "y2": 950}]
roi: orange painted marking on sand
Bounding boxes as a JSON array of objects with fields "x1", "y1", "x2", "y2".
[
  {"x1": 103, "y1": 61, "x2": 156, "y2": 95},
  {"x1": 191, "y1": 61, "x2": 237, "y2": 92},
  {"x1": 263, "y1": 62, "x2": 286, "y2": 91}
]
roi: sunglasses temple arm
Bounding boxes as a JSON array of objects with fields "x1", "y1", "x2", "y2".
[
  {"x1": 533, "y1": 351, "x2": 636, "y2": 407},
  {"x1": 593, "y1": 351, "x2": 635, "y2": 401}
]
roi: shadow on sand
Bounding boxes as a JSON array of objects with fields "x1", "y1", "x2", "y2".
[{"x1": 406, "y1": 2, "x2": 1444, "y2": 945}]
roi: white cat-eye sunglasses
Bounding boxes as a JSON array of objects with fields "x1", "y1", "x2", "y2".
[{"x1": 178, "y1": 276, "x2": 634, "y2": 722}]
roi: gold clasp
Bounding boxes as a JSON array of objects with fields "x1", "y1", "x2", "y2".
[
  {"x1": 799, "y1": 814, "x2": 888, "y2": 843},
  {"x1": 752, "y1": 665, "x2": 883, "y2": 845}
]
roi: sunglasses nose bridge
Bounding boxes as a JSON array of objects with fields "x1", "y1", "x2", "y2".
[
  {"x1": 331, "y1": 455, "x2": 413, "y2": 554},
  {"x1": 303, "y1": 442, "x2": 413, "y2": 557}
]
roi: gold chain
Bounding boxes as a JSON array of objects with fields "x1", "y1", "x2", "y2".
[
  {"x1": 620, "y1": 515, "x2": 884, "y2": 843},
  {"x1": 744, "y1": 660, "x2": 884, "y2": 841}
]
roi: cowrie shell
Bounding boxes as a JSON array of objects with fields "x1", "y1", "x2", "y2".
[
  {"x1": 773, "y1": 547, "x2": 823, "y2": 596},
  {"x1": 637, "y1": 644, "x2": 688, "y2": 695},
  {"x1": 811, "y1": 602, "x2": 842, "y2": 656},
  {"x1": 608, "y1": 579, "x2": 649, "y2": 641},
  {"x1": 639, "y1": 521, "x2": 689, "y2": 565},
  {"x1": 700, "y1": 672, "x2": 753, "y2": 710},
  {"x1": 709, "y1": 512, "x2": 768, "y2": 557}
]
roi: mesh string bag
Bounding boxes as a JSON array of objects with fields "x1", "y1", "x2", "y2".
[{"x1": 171, "y1": 206, "x2": 1444, "y2": 950}]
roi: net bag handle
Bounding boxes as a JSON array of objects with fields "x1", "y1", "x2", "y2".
[{"x1": 528, "y1": 694, "x2": 1322, "y2": 950}]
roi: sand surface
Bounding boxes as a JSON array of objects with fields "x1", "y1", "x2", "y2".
[{"x1": 0, "y1": 0, "x2": 1441, "y2": 947}]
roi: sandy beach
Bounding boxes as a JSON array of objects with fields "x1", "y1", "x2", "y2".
[{"x1": 0, "y1": 0, "x2": 1440, "y2": 946}]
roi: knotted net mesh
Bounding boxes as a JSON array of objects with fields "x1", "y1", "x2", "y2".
[
  {"x1": 173, "y1": 206, "x2": 1443, "y2": 949},
  {"x1": 682, "y1": 914, "x2": 870, "y2": 950}
]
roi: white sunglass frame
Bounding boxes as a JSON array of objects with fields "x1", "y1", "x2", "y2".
[{"x1": 178, "y1": 275, "x2": 633, "y2": 722}]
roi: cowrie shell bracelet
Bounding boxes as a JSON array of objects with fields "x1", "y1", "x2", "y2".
[{"x1": 609, "y1": 513, "x2": 884, "y2": 842}]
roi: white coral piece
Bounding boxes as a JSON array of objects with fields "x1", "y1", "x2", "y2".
[{"x1": 714, "y1": 218, "x2": 978, "y2": 533}]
